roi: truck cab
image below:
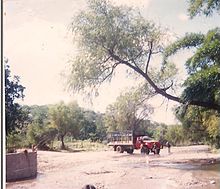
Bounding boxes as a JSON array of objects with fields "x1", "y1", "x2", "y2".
[{"x1": 136, "y1": 136, "x2": 162, "y2": 154}]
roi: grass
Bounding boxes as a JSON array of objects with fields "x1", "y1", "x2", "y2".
[{"x1": 53, "y1": 140, "x2": 111, "y2": 152}]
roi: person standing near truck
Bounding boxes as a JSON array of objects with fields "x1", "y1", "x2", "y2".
[{"x1": 166, "y1": 141, "x2": 171, "y2": 154}]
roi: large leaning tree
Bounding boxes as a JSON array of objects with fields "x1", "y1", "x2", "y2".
[
  {"x1": 49, "y1": 101, "x2": 83, "y2": 149},
  {"x1": 66, "y1": 0, "x2": 219, "y2": 111}
]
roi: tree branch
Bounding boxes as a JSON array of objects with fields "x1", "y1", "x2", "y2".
[
  {"x1": 108, "y1": 50, "x2": 220, "y2": 111},
  {"x1": 100, "y1": 63, "x2": 118, "y2": 83},
  {"x1": 145, "y1": 41, "x2": 153, "y2": 74},
  {"x1": 161, "y1": 82, "x2": 173, "y2": 92}
]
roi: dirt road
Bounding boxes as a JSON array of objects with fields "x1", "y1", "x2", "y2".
[{"x1": 6, "y1": 145, "x2": 220, "y2": 189}]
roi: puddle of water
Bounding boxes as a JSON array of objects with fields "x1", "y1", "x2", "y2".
[
  {"x1": 123, "y1": 160, "x2": 220, "y2": 173},
  {"x1": 197, "y1": 163, "x2": 220, "y2": 172},
  {"x1": 157, "y1": 162, "x2": 220, "y2": 172}
]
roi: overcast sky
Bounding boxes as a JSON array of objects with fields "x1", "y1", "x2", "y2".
[{"x1": 3, "y1": 0, "x2": 220, "y2": 124}]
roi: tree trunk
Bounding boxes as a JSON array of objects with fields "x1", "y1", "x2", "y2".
[{"x1": 60, "y1": 135, "x2": 65, "y2": 150}]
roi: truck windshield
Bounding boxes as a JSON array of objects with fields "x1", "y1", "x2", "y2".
[{"x1": 142, "y1": 136, "x2": 152, "y2": 141}]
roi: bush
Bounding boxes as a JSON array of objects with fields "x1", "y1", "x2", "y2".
[{"x1": 6, "y1": 130, "x2": 29, "y2": 153}]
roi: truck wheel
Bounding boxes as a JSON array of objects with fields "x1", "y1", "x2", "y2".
[
  {"x1": 155, "y1": 149, "x2": 160, "y2": 154},
  {"x1": 114, "y1": 146, "x2": 117, "y2": 151},
  {"x1": 141, "y1": 147, "x2": 148, "y2": 154},
  {"x1": 116, "y1": 146, "x2": 124, "y2": 153},
  {"x1": 127, "y1": 149, "x2": 134, "y2": 154},
  {"x1": 141, "y1": 147, "x2": 145, "y2": 154},
  {"x1": 146, "y1": 148, "x2": 150, "y2": 155}
]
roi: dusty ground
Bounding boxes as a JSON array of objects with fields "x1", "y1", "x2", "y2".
[{"x1": 6, "y1": 145, "x2": 220, "y2": 189}]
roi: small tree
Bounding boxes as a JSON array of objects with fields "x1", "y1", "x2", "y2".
[
  {"x1": 105, "y1": 87, "x2": 153, "y2": 133},
  {"x1": 165, "y1": 125, "x2": 185, "y2": 146},
  {"x1": 49, "y1": 101, "x2": 82, "y2": 149},
  {"x1": 26, "y1": 105, "x2": 57, "y2": 150},
  {"x1": 176, "y1": 106, "x2": 220, "y2": 147},
  {"x1": 5, "y1": 59, "x2": 28, "y2": 136}
]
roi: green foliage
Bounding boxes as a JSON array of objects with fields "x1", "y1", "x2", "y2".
[
  {"x1": 29, "y1": 105, "x2": 50, "y2": 125},
  {"x1": 152, "y1": 123, "x2": 188, "y2": 146},
  {"x1": 164, "y1": 125, "x2": 185, "y2": 146},
  {"x1": 164, "y1": 28, "x2": 220, "y2": 110},
  {"x1": 79, "y1": 110, "x2": 107, "y2": 141},
  {"x1": 26, "y1": 123, "x2": 57, "y2": 150},
  {"x1": 25, "y1": 105, "x2": 57, "y2": 150},
  {"x1": 163, "y1": 33, "x2": 204, "y2": 62},
  {"x1": 176, "y1": 106, "x2": 220, "y2": 148},
  {"x1": 5, "y1": 60, "x2": 29, "y2": 136},
  {"x1": 95, "y1": 113, "x2": 107, "y2": 141},
  {"x1": 49, "y1": 101, "x2": 83, "y2": 149},
  {"x1": 53, "y1": 139, "x2": 109, "y2": 152},
  {"x1": 165, "y1": 4, "x2": 220, "y2": 148},
  {"x1": 167, "y1": 28, "x2": 220, "y2": 147},
  {"x1": 188, "y1": 0, "x2": 220, "y2": 18},
  {"x1": 67, "y1": 0, "x2": 166, "y2": 96},
  {"x1": 105, "y1": 87, "x2": 153, "y2": 132},
  {"x1": 78, "y1": 110, "x2": 96, "y2": 140},
  {"x1": 6, "y1": 130, "x2": 29, "y2": 152},
  {"x1": 203, "y1": 111, "x2": 220, "y2": 147},
  {"x1": 7, "y1": 102, "x2": 108, "y2": 151},
  {"x1": 185, "y1": 28, "x2": 220, "y2": 73},
  {"x1": 182, "y1": 65, "x2": 220, "y2": 104},
  {"x1": 152, "y1": 123, "x2": 168, "y2": 141}
]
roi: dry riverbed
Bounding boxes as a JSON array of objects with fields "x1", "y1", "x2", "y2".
[{"x1": 6, "y1": 145, "x2": 220, "y2": 189}]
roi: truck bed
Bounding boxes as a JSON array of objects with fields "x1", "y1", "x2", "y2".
[
  {"x1": 107, "y1": 131, "x2": 133, "y2": 146},
  {"x1": 108, "y1": 141, "x2": 133, "y2": 146}
]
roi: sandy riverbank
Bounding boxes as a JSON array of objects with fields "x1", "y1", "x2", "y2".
[{"x1": 6, "y1": 145, "x2": 220, "y2": 189}]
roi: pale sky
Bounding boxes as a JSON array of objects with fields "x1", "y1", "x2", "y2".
[{"x1": 3, "y1": 0, "x2": 220, "y2": 124}]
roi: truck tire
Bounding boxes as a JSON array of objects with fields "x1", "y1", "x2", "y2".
[
  {"x1": 141, "y1": 146, "x2": 150, "y2": 155},
  {"x1": 146, "y1": 147, "x2": 150, "y2": 155},
  {"x1": 127, "y1": 149, "x2": 134, "y2": 154},
  {"x1": 155, "y1": 148, "x2": 160, "y2": 154},
  {"x1": 116, "y1": 146, "x2": 124, "y2": 153},
  {"x1": 141, "y1": 147, "x2": 146, "y2": 154},
  {"x1": 114, "y1": 146, "x2": 117, "y2": 151},
  {"x1": 141, "y1": 146, "x2": 149, "y2": 154}
]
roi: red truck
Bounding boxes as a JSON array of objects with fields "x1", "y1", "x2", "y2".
[{"x1": 107, "y1": 130, "x2": 162, "y2": 154}]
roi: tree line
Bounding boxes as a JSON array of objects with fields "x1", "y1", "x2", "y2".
[{"x1": 5, "y1": 59, "x2": 219, "y2": 150}]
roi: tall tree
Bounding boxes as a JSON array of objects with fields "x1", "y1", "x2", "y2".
[
  {"x1": 105, "y1": 87, "x2": 153, "y2": 133},
  {"x1": 49, "y1": 101, "x2": 82, "y2": 149},
  {"x1": 175, "y1": 106, "x2": 220, "y2": 147},
  {"x1": 169, "y1": 1, "x2": 220, "y2": 148},
  {"x1": 95, "y1": 112, "x2": 107, "y2": 141},
  {"x1": 67, "y1": 0, "x2": 187, "y2": 109},
  {"x1": 163, "y1": 28, "x2": 220, "y2": 111},
  {"x1": 5, "y1": 59, "x2": 28, "y2": 135},
  {"x1": 72, "y1": 109, "x2": 107, "y2": 141},
  {"x1": 26, "y1": 105, "x2": 57, "y2": 150},
  {"x1": 79, "y1": 110, "x2": 97, "y2": 140}
]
